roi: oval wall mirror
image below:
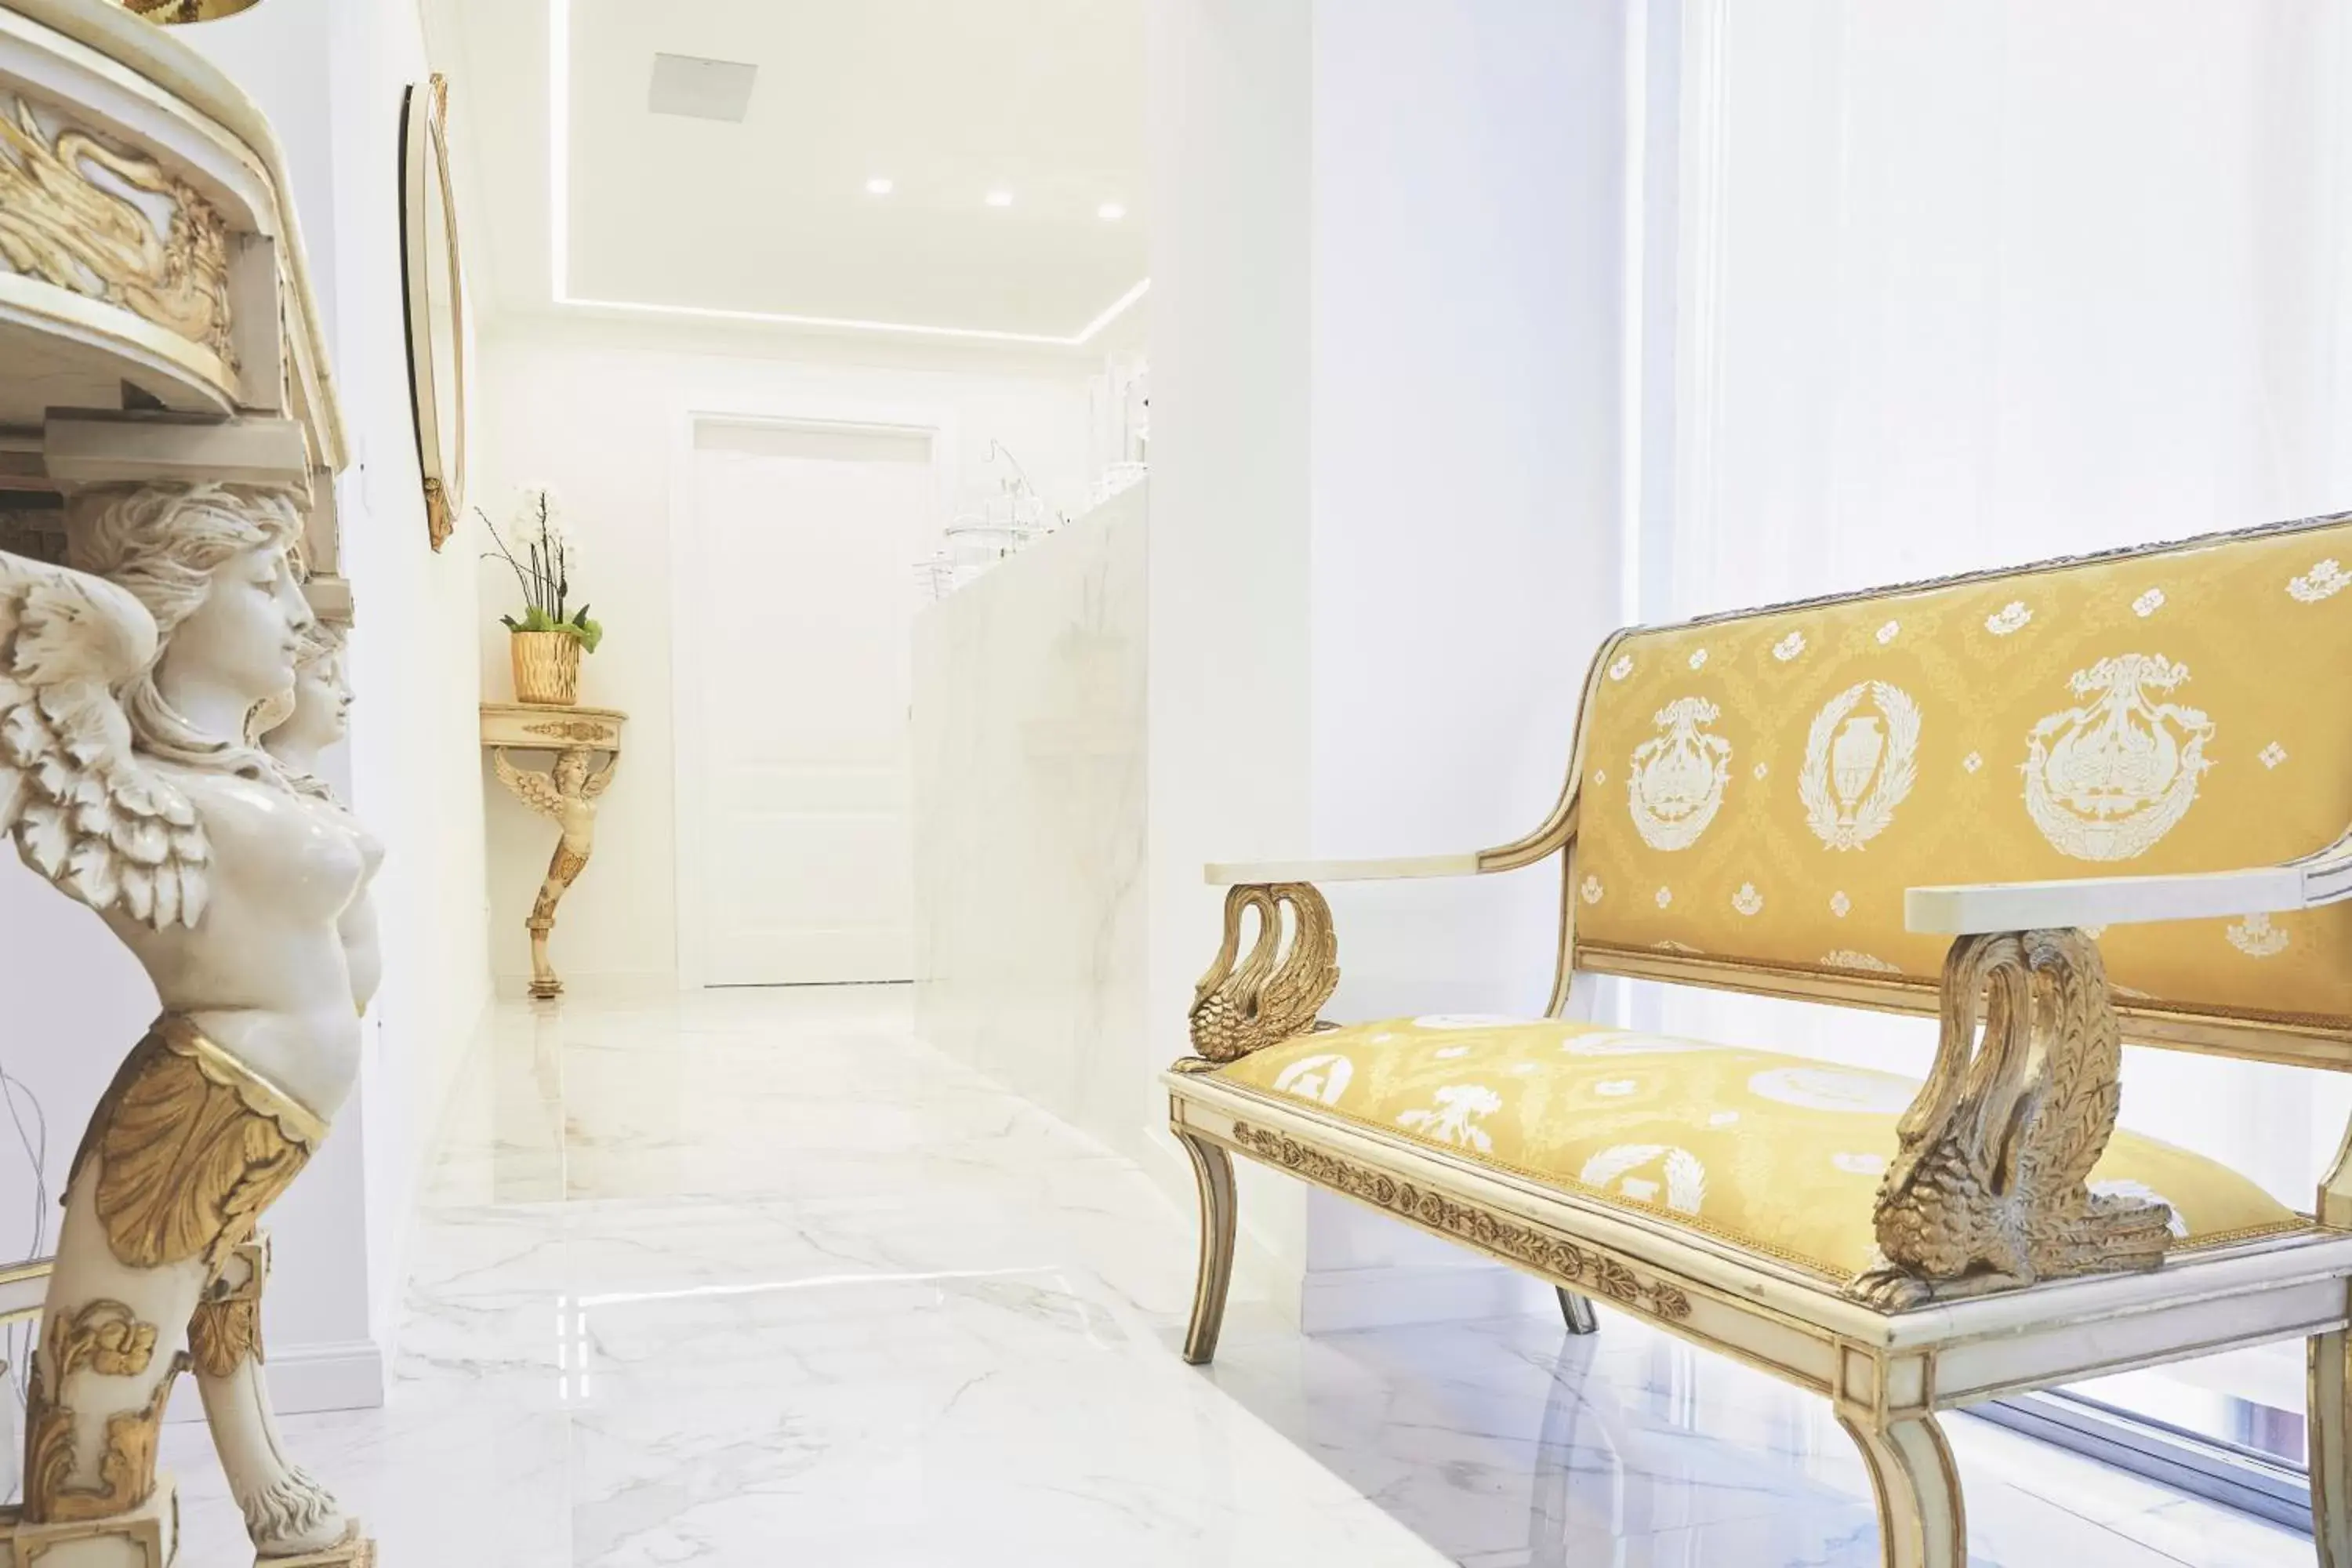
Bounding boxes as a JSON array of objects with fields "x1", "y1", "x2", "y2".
[
  {"x1": 400, "y1": 74, "x2": 467, "y2": 552},
  {"x1": 112, "y1": 0, "x2": 267, "y2": 21}
]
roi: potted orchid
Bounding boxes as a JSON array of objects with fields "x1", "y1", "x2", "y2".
[{"x1": 481, "y1": 486, "x2": 603, "y2": 706}]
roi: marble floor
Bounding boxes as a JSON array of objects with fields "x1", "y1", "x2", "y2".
[{"x1": 163, "y1": 987, "x2": 2318, "y2": 1566}]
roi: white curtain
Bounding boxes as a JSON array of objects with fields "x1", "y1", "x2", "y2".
[{"x1": 1632, "y1": 0, "x2": 2352, "y2": 1211}]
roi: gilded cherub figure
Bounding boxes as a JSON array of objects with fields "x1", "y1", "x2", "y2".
[{"x1": 493, "y1": 742, "x2": 615, "y2": 999}]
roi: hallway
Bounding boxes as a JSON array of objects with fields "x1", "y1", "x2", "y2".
[{"x1": 162, "y1": 990, "x2": 2311, "y2": 1565}]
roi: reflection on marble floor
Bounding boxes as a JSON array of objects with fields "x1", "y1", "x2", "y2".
[{"x1": 163, "y1": 989, "x2": 2318, "y2": 1565}]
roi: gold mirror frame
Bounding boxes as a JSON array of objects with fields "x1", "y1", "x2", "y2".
[{"x1": 400, "y1": 75, "x2": 466, "y2": 552}]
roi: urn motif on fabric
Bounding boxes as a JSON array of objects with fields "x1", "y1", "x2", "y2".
[{"x1": 1801, "y1": 681, "x2": 1920, "y2": 851}]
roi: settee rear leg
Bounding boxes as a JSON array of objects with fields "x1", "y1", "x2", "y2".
[
  {"x1": 1555, "y1": 1287, "x2": 1599, "y2": 1335},
  {"x1": 1174, "y1": 1128, "x2": 1237, "y2": 1366},
  {"x1": 1838, "y1": 1411, "x2": 1965, "y2": 1568},
  {"x1": 2313, "y1": 1329, "x2": 2351, "y2": 1565}
]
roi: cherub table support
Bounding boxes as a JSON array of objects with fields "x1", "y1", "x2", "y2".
[
  {"x1": 3, "y1": 475, "x2": 379, "y2": 1568},
  {"x1": 480, "y1": 703, "x2": 626, "y2": 1000}
]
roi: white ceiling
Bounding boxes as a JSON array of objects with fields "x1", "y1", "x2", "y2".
[{"x1": 439, "y1": 0, "x2": 1147, "y2": 345}]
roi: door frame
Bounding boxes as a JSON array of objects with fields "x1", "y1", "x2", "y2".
[{"x1": 667, "y1": 397, "x2": 959, "y2": 989}]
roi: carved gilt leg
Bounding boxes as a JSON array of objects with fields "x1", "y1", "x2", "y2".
[
  {"x1": 191, "y1": 1239, "x2": 351, "y2": 1559},
  {"x1": 1175, "y1": 1129, "x2": 1237, "y2": 1366},
  {"x1": 19, "y1": 1167, "x2": 205, "y2": 1568},
  {"x1": 1554, "y1": 1287, "x2": 1599, "y2": 1336},
  {"x1": 526, "y1": 840, "x2": 591, "y2": 1000},
  {"x1": 1838, "y1": 1413, "x2": 1965, "y2": 1568},
  {"x1": 2314, "y1": 1328, "x2": 2352, "y2": 1566}
]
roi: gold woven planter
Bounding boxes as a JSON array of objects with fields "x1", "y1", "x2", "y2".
[{"x1": 510, "y1": 631, "x2": 581, "y2": 706}]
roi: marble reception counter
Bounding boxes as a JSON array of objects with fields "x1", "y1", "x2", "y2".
[{"x1": 911, "y1": 485, "x2": 1149, "y2": 1160}]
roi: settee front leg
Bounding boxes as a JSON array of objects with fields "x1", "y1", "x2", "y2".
[
  {"x1": 1838, "y1": 1413, "x2": 1965, "y2": 1568},
  {"x1": 1175, "y1": 1129, "x2": 1237, "y2": 1366},
  {"x1": 2314, "y1": 1328, "x2": 2352, "y2": 1565},
  {"x1": 1554, "y1": 1287, "x2": 1599, "y2": 1335}
]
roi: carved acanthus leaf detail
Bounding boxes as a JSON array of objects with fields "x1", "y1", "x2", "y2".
[
  {"x1": 1229, "y1": 1123, "x2": 1693, "y2": 1323},
  {"x1": 24, "y1": 1303, "x2": 178, "y2": 1524},
  {"x1": 0, "y1": 91, "x2": 237, "y2": 365},
  {"x1": 1187, "y1": 883, "x2": 1340, "y2": 1063},
  {"x1": 521, "y1": 719, "x2": 615, "y2": 742},
  {"x1": 1850, "y1": 927, "x2": 2171, "y2": 1309},
  {"x1": 190, "y1": 1262, "x2": 267, "y2": 1380}
]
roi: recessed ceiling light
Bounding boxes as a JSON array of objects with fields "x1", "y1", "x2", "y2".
[
  {"x1": 866, "y1": 177, "x2": 894, "y2": 195},
  {"x1": 1098, "y1": 202, "x2": 1126, "y2": 221},
  {"x1": 985, "y1": 190, "x2": 1014, "y2": 208}
]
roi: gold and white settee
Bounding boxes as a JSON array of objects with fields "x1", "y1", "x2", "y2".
[{"x1": 1166, "y1": 512, "x2": 2352, "y2": 1567}]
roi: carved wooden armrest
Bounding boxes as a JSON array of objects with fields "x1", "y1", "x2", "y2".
[
  {"x1": 1184, "y1": 848, "x2": 1512, "y2": 1070},
  {"x1": 1205, "y1": 853, "x2": 1486, "y2": 887},
  {"x1": 1860, "y1": 841, "x2": 2352, "y2": 1306},
  {"x1": 1907, "y1": 833, "x2": 2352, "y2": 936}
]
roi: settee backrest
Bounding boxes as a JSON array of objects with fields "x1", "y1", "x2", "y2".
[{"x1": 1565, "y1": 512, "x2": 2352, "y2": 1065}]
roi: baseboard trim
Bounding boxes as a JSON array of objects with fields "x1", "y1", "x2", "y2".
[{"x1": 162, "y1": 1338, "x2": 387, "y2": 1422}]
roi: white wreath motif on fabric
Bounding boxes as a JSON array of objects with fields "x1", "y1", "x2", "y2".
[
  {"x1": 1798, "y1": 681, "x2": 1921, "y2": 851},
  {"x1": 2022, "y1": 653, "x2": 2212, "y2": 862},
  {"x1": 1627, "y1": 695, "x2": 1733, "y2": 852}
]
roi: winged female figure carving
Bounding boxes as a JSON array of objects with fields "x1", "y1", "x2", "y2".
[
  {"x1": 492, "y1": 745, "x2": 616, "y2": 999},
  {"x1": 3, "y1": 482, "x2": 379, "y2": 1565}
]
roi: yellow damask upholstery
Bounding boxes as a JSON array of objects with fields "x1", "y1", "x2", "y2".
[
  {"x1": 1214, "y1": 1015, "x2": 2301, "y2": 1279},
  {"x1": 1576, "y1": 515, "x2": 2352, "y2": 1026}
]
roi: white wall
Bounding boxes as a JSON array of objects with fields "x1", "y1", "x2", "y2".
[
  {"x1": 1145, "y1": 0, "x2": 1320, "y2": 1284},
  {"x1": 162, "y1": 0, "x2": 489, "y2": 1405},
  {"x1": 472, "y1": 321, "x2": 1095, "y2": 993},
  {"x1": 1145, "y1": 0, "x2": 1632, "y2": 1327},
  {"x1": 1643, "y1": 0, "x2": 2352, "y2": 1212},
  {"x1": 1308, "y1": 0, "x2": 1628, "y2": 1018}
]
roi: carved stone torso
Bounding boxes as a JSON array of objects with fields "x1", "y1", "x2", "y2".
[{"x1": 99, "y1": 764, "x2": 376, "y2": 1116}]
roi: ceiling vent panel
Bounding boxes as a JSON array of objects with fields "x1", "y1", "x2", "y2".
[{"x1": 647, "y1": 53, "x2": 758, "y2": 124}]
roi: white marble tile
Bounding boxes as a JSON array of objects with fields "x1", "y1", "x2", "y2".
[{"x1": 159, "y1": 989, "x2": 2320, "y2": 1566}]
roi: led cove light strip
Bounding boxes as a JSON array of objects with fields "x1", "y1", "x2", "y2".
[{"x1": 546, "y1": 0, "x2": 1145, "y2": 346}]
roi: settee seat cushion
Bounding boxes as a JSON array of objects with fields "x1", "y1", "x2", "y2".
[{"x1": 1213, "y1": 1015, "x2": 2302, "y2": 1280}]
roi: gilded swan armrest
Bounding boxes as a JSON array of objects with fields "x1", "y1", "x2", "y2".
[
  {"x1": 1189, "y1": 848, "x2": 1511, "y2": 1067},
  {"x1": 1857, "y1": 834, "x2": 2352, "y2": 1310}
]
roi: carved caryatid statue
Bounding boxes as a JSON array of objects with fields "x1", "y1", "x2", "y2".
[
  {"x1": 493, "y1": 744, "x2": 614, "y2": 1000},
  {"x1": 0, "y1": 482, "x2": 379, "y2": 1565}
]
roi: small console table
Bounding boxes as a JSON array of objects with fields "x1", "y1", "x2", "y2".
[{"x1": 481, "y1": 702, "x2": 627, "y2": 999}]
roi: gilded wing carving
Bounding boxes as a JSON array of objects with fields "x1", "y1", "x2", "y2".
[
  {"x1": 0, "y1": 550, "x2": 211, "y2": 927},
  {"x1": 1185, "y1": 883, "x2": 1341, "y2": 1064},
  {"x1": 582, "y1": 757, "x2": 619, "y2": 800},
  {"x1": 492, "y1": 749, "x2": 566, "y2": 821},
  {"x1": 1850, "y1": 928, "x2": 2172, "y2": 1308}
]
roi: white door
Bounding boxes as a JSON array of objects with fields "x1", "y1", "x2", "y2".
[{"x1": 686, "y1": 421, "x2": 931, "y2": 984}]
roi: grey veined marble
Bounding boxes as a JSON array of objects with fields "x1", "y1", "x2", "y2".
[{"x1": 166, "y1": 988, "x2": 2314, "y2": 1566}]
